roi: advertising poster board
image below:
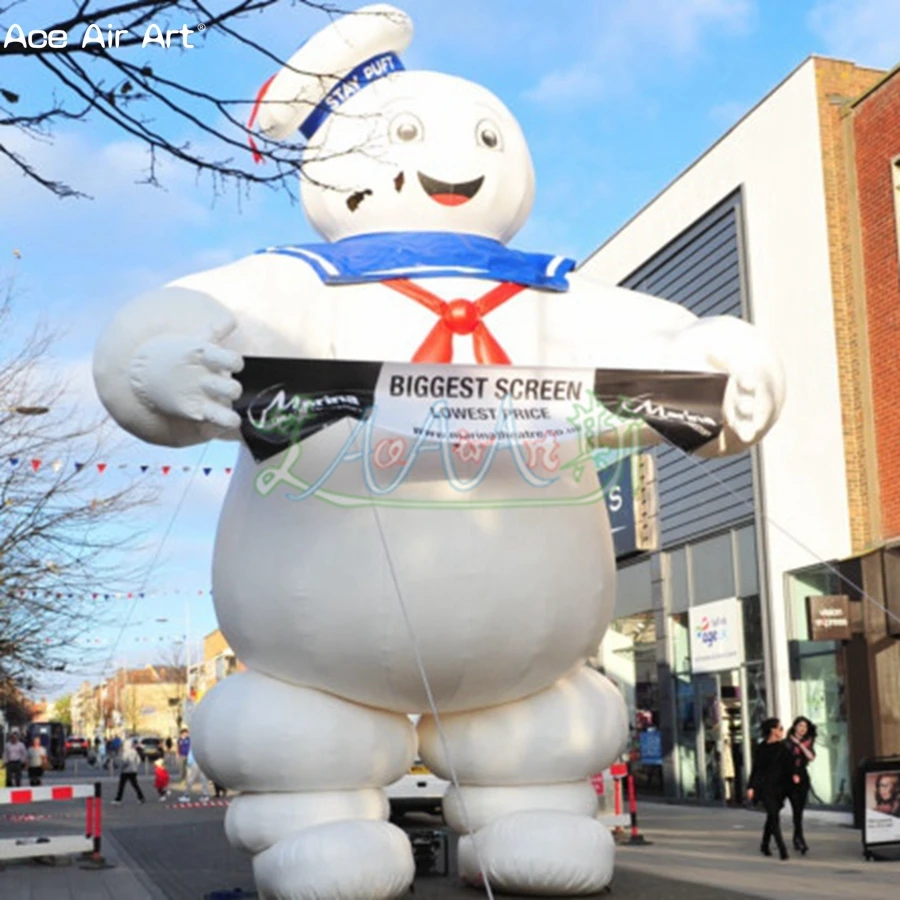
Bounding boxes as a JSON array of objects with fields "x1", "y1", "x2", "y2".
[
  {"x1": 688, "y1": 597, "x2": 745, "y2": 674},
  {"x1": 863, "y1": 766, "x2": 900, "y2": 854}
]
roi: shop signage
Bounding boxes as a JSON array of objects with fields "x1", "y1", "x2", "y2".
[
  {"x1": 863, "y1": 764, "x2": 900, "y2": 851},
  {"x1": 639, "y1": 729, "x2": 663, "y2": 766},
  {"x1": 597, "y1": 454, "x2": 658, "y2": 559},
  {"x1": 807, "y1": 595, "x2": 852, "y2": 642},
  {"x1": 688, "y1": 597, "x2": 744, "y2": 674}
]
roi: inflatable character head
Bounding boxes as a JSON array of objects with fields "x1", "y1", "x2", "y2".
[{"x1": 250, "y1": 4, "x2": 535, "y2": 244}]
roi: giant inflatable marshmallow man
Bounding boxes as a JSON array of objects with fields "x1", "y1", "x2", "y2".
[{"x1": 94, "y1": 5, "x2": 784, "y2": 898}]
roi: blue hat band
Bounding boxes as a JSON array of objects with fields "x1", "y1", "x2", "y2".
[{"x1": 299, "y1": 51, "x2": 404, "y2": 140}]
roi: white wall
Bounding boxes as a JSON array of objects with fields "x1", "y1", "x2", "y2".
[{"x1": 580, "y1": 59, "x2": 851, "y2": 721}]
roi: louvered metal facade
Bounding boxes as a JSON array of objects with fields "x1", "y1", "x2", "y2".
[{"x1": 619, "y1": 191, "x2": 755, "y2": 547}]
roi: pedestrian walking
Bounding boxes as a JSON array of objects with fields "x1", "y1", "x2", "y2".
[
  {"x1": 2, "y1": 732, "x2": 27, "y2": 787},
  {"x1": 177, "y1": 727, "x2": 191, "y2": 782},
  {"x1": 786, "y1": 716, "x2": 817, "y2": 855},
  {"x1": 746, "y1": 717, "x2": 797, "y2": 860},
  {"x1": 26, "y1": 738, "x2": 48, "y2": 786},
  {"x1": 180, "y1": 747, "x2": 210, "y2": 803},
  {"x1": 164, "y1": 735, "x2": 175, "y2": 770},
  {"x1": 154, "y1": 757, "x2": 171, "y2": 801},
  {"x1": 111, "y1": 739, "x2": 146, "y2": 804}
]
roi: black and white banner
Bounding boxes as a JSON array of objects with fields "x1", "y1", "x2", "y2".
[{"x1": 234, "y1": 357, "x2": 728, "y2": 463}]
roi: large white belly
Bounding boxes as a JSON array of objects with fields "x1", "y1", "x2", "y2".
[{"x1": 212, "y1": 437, "x2": 616, "y2": 713}]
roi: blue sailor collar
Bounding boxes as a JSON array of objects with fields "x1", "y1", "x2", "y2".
[{"x1": 256, "y1": 231, "x2": 576, "y2": 292}]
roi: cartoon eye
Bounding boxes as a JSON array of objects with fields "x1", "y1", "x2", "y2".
[
  {"x1": 476, "y1": 119, "x2": 503, "y2": 151},
  {"x1": 390, "y1": 113, "x2": 424, "y2": 143}
]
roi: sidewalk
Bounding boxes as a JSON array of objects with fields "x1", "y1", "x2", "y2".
[
  {"x1": 0, "y1": 830, "x2": 163, "y2": 899},
  {"x1": 616, "y1": 801, "x2": 900, "y2": 900},
  {"x1": 1, "y1": 795, "x2": 897, "y2": 898}
]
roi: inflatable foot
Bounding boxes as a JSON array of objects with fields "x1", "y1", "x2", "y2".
[
  {"x1": 458, "y1": 810, "x2": 615, "y2": 896},
  {"x1": 253, "y1": 819, "x2": 414, "y2": 900}
]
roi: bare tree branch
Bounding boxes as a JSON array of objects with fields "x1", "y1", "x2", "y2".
[
  {"x1": 0, "y1": 0, "x2": 371, "y2": 198},
  {"x1": 0, "y1": 277, "x2": 156, "y2": 696}
]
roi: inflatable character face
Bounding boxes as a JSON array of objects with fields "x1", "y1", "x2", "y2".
[{"x1": 300, "y1": 71, "x2": 536, "y2": 244}]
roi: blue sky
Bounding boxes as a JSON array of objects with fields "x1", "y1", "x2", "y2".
[{"x1": 2, "y1": 0, "x2": 898, "y2": 699}]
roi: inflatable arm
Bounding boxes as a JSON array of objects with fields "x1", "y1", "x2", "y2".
[
  {"x1": 666, "y1": 314, "x2": 785, "y2": 457},
  {"x1": 93, "y1": 286, "x2": 244, "y2": 448}
]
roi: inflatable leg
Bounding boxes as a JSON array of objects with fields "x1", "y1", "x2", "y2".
[
  {"x1": 192, "y1": 670, "x2": 416, "y2": 900},
  {"x1": 418, "y1": 666, "x2": 628, "y2": 896}
]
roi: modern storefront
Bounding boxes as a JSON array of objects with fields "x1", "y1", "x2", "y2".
[{"x1": 582, "y1": 57, "x2": 899, "y2": 806}]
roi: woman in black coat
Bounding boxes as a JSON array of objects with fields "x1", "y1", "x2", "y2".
[
  {"x1": 746, "y1": 717, "x2": 798, "y2": 860},
  {"x1": 785, "y1": 716, "x2": 817, "y2": 854}
]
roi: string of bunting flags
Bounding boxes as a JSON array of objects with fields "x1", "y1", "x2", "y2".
[
  {"x1": 4, "y1": 458, "x2": 234, "y2": 476},
  {"x1": 8, "y1": 588, "x2": 213, "y2": 601}
]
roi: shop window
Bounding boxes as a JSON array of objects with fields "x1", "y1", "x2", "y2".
[
  {"x1": 690, "y1": 532, "x2": 735, "y2": 604},
  {"x1": 671, "y1": 612, "x2": 691, "y2": 674},
  {"x1": 787, "y1": 566, "x2": 850, "y2": 806},
  {"x1": 669, "y1": 547, "x2": 690, "y2": 613},
  {"x1": 735, "y1": 526, "x2": 758, "y2": 596},
  {"x1": 741, "y1": 594, "x2": 764, "y2": 664},
  {"x1": 597, "y1": 612, "x2": 663, "y2": 794}
]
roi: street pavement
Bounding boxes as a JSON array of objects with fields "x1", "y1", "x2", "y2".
[{"x1": 1, "y1": 760, "x2": 898, "y2": 898}]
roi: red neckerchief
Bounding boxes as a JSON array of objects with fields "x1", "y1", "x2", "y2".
[{"x1": 383, "y1": 279, "x2": 525, "y2": 364}]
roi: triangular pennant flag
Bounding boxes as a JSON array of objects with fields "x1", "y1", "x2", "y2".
[
  {"x1": 97, "y1": 463, "x2": 107, "y2": 474},
  {"x1": 51, "y1": 460, "x2": 62, "y2": 472},
  {"x1": 31, "y1": 459, "x2": 41, "y2": 472},
  {"x1": 225, "y1": 467, "x2": 232, "y2": 475},
  {"x1": 203, "y1": 467, "x2": 212, "y2": 476},
  {"x1": 92, "y1": 593, "x2": 98, "y2": 599},
  {"x1": 182, "y1": 465, "x2": 191, "y2": 473},
  {"x1": 9, "y1": 458, "x2": 19, "y2": 467},
  {"x1": 140, "y1": 465, "x2": 149, "y2": 473},
  {"x1": 118, "y1": 463, "x2": 127, "y2": 469},
  {"x1": 74, "y1": 462, "x2": 84, "y2": 472},
  {"x1": 162, "y1": 465, "x2": 171, "y2": 475}
]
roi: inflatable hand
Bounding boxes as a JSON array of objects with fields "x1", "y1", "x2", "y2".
[
  {"x1": 667, "y1": 315, "x2": 785, "y2": 453},
  {"x1": 130, "y1": 318, "x2": 244, "y2": 432}
]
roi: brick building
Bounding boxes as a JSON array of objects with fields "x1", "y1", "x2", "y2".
[{"x1": 581, "y1": 55, "x2": 900, "y2": 807}]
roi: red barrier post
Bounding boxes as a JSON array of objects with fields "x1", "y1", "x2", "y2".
[
  {"x1": 79, "y1": 782, "x2": 113, "y2": 869},
  {"x1": 625, "y1": 770, "x2": 651, "y2": 845}
]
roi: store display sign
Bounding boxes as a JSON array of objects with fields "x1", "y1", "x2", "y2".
[
  {"x1": 688, "y1": 597, "x2": 744, "y2": 674},
  {"x1": 807, "y1": 595, "x2": 852, "y2": 642},
  {"x1": 598, "y1": 460, "x2": 636, "y2": 558},
  {"x1": 864, "y1": 768, "x2": 900, "y2": 847},
  {"x1": 597, "y1": 454, "x2": 658, "y2": 559},
  {"x1": 639, "y1": 729, "x2": 663, "y2": 766}
]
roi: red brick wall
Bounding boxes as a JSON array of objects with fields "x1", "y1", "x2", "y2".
[{"x1": 854, "y1": 72, "x2": 900, "y2": 539}]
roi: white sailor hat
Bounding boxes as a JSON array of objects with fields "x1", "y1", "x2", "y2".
[{"x1": 248, "y1": 3, "x2": 413, "y2": 159}]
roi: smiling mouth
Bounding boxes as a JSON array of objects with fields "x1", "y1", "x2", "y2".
[{"x1": 417, "y1": 172, "x2": 484, "y2": 206}]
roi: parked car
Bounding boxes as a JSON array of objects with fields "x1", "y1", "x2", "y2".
[
  {"x1": 384, "y1": 759, "x2": 449, "y2": 818},
  {"x1": 135, "y1": 736, "x2": 165, "y2": 762},
  {"x1": 65, "y1": 736, "x2": 89, "y2": 757}
]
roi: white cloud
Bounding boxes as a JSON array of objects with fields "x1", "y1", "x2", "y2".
[
  {"x1": 525, "y1": 0, "x2": 754, "y2": 106},
  {"x1": 808, "y1": 0, "x2": 900, "y2": 68}
]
